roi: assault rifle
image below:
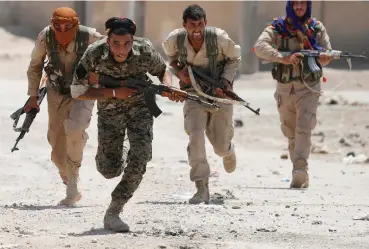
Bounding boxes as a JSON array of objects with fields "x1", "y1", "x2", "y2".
[
  {"x1": 260, "y1": 49, "x2": 367, "y2": 70},
  {"x1": 10, "y1": 86, "x2": 47, "y2": 152},
  {"x1": 188, "y1": 66, "x2": 261, "y2": 115},
  {"x1": 98, "y1": 74, "x2": 219, "y2": 118}
]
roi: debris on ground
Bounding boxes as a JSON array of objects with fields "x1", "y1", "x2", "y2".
[
  {"x1": 339, "y1": 138, "x2": 351, "y2": 147},
  {"x1": 256, "y1": 227, "x2": 277, "y2": 232},
  {"x1": 349, "y1": 101, "x2": 367, "y2": 106},
  {"x1": 342, "y1": 154, "x2": 369, "y2": 164},
  {"x1": 209, "y1": 170, "x2": 219, "y2": 178},
  {"x1": 210, "y1": 190, "x2": 237, "y2": 205},
  {"x1": 234, "y1": 119, "x2": 243, "y2": 128},
  {"x1": 312, "y1": 131, "x2": 325, "y2": 136},
  {"x1": 271, "y1": 170, "x2": 280, "y2": 175},
  {"x1": 319, "y1": 95, "x2": 348, "y2": 105},
  {"x1": 353, "y1": 215, "x2": 369, "y2": 221},
  {"x1": 232, "y1": 206, "x2": 241, "y2": 209},
  {"x1": 280, "y1": 154, "x2": 288, "y2": 159},
  {"x1": 311, "y1": 144, "x2": 330, "y2": 154}
]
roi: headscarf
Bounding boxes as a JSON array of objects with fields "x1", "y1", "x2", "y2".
[
  {"x1": 269, "y1": 1, "x2": 323, "y2": 50},
  {"x1": 105, "y1": 17, "x2": 136, "y2": 35},
  {"x1": 50, "y1": 7, "x2": 80, "y2": 49}
]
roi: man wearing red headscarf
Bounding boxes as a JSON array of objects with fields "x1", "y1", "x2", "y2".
[{"x1": 25, "y1": 7, "x2": 104, "y2": 206}]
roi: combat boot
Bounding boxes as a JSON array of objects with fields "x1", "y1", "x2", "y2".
[
  {"x1": 223, "y1": 152, "x2": 236, "y2": 173},
  {"x1": 58, "y1": 166, "x2": 82, "y2": 206},
  {"x1": 189, "y1": 178, "x2": 210, "y2": 204},
  {"x1": 290, "y1": 159, "x2": 309, "y2": 188},
  {"x1": 104, "y1": 201, "x2": 129, "y2": 232}
]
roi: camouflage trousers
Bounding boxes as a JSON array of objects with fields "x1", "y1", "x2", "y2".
[{"x1": 95, "y1": 99, "x2": 154, "y2": 204}]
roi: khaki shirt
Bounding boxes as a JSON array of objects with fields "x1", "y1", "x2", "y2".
[
  {"x1": 253, "y1": 20, "x2": 331, "y2": 78},
  {"x1": 26, "y1": 26, "x2": 104, "y2": 96},
  {"x1": 162, "y1": 27, "x2": 241, "y2": 83}
]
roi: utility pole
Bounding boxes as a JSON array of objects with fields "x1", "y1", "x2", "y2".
[
  {"x1": 74, "y1": 1, "x2": 92, "y2": 26},
  {"x1": 239, "y1": 1, "x2": 259, "y2": 74},
  {"x1": 320, "y1": 1, "x2": 326, "y2": 24},
  {"x1": 74, "y1": 1, "x2": 86, "y2": 24},
  {"x1": 85, "y1": 1, "x2": 92, "y2": 27},
  {"x1": 127, "y1": 1, "x2": 145, "y2": 37}
]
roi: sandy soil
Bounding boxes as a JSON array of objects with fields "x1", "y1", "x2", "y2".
[{"x1": 0, "y1": 27, "x2": 369, "y2": 249}]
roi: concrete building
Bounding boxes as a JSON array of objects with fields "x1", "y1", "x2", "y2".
[{"x1": 0, "y1": 1, "x2": 368, "y2": 72}]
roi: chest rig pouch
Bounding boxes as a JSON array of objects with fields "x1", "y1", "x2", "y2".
[
  {"x1": 45, "y1": 25, "x2": 90, "y2": 96},
  {"x1": 176, "y1": 26, "x2": 225, "y2": 91},
  {"x1": 272, "y1": 34, "x2": 323, "y2": 84},
  {"x1": 272, "y1": 37, "x2": 294, "y2": 84}
]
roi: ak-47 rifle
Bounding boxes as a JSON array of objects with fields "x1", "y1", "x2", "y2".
[
  {"x1": 186, "y1": 66, "x2": 260, "y2": 115},
  {"x1": 11, "y1": 59, "x2": 49, "y2": 152},
  {"x1": 260, "y1": 49, "x2": 367, "y2": 70},
  {"x1": 97, "y1": 74, "x2": 219, "y2": 118},
  {"x1": 10, "y1": 85, "x2": 47, "y2": 152},
  {"x1": 255, "y1": 49, "x2": 367, "y2": 92}
]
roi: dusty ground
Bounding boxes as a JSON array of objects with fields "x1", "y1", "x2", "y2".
[{"x1": 0, "y1": 27, "x2": 369, "y2": 249}]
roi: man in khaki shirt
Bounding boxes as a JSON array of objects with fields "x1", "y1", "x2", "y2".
[
  {"x1": 25, "y1": 7, "x2": 104, "y2": 206},
  {"x1": 162, "y1": 4, "x2": 241, "y2": 204},
  {"x1": 254, "y1": 0, "x2": 332, "y2": 188}
]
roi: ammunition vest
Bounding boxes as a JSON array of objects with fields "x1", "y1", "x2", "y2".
[
  {"x1": 44, "y1": 25, "x2": 90, "y2": 96},
  {"x1": 272, "y1": 31, "x2": 323, "y2": 84}
]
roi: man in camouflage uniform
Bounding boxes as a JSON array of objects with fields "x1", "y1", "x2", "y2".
[
  {"x1": 162, "y1": 4, "x2": 241, "y2": 204},
  {"x1": 254, "y1": 0, "x2": 333, "y2": 188},
  {"x1": 25, "y1": 7, "x2": 104, "y2": 206},
  {"x1": 71, "y1": 17, "x2": 183, "y2": 232}
]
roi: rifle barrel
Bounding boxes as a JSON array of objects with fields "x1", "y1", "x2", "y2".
[{"x1": 342, "y1": 55, "x2": 367, "y2": 59}]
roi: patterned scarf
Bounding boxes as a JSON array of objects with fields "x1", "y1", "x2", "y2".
[
  {"x1": 270, "y1": 0, "x2": 323, "y2": 50},
  {"x1": 50, "y1": 7, "x2": 80, "y2": 50}
]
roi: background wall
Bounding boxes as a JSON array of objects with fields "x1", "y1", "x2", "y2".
[{"x1": 0, "y1": 1, "x2": 368, "y2": 72}]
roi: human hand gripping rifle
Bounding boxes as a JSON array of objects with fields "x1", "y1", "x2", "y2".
[
  {"x1": 187, "y1": 66, "x2": 260, "y2": 115},
  {"x1": 10, "y1": 86, "x2": 47, "y2": 152},
  {"x1": 98, "y1": 74, "x2": 219, "y2": 118}
]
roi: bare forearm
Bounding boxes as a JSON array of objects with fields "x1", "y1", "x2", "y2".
[
  {"x1": 161, "y1": 70, "x2": 173, "y2": 86},
  {"x1": 76, "y1": 88, "x2": 114, "y2": 100},
  {"x1": 169, "y1": 60, "x2": 181, "y2": 76}
]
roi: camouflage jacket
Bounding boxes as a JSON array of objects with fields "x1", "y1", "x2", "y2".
[{"x1": 71, "y1": 36, "x2": 167, "y2": 110}]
